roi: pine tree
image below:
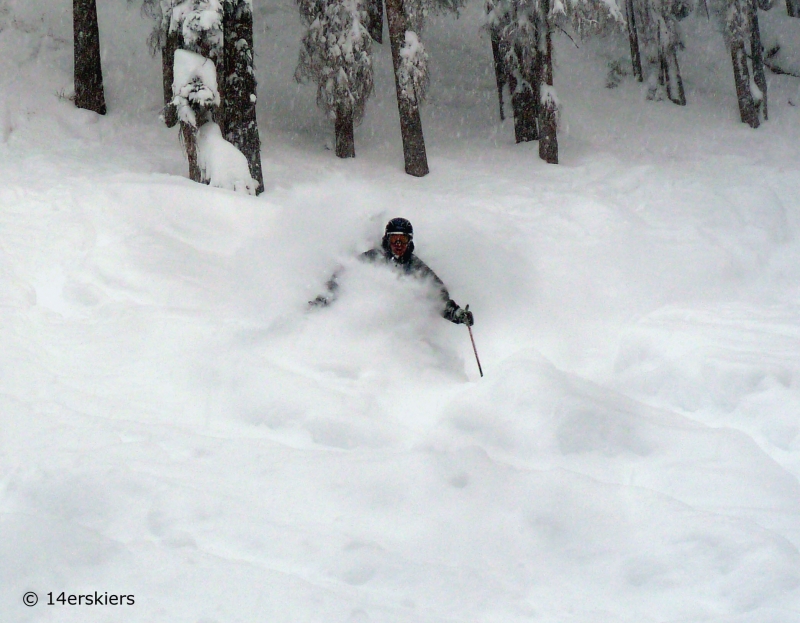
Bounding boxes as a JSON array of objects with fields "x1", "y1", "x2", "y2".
[
  {"x1": 488, "y1": 0, "x2": 621, "y2": 161},
  {"x1": 538, "y1": 0, "x2": 557, "y2": 163},
  {"x1": 385, "y1": 0, "x2": 430, "y2": 175},
  {"x1": 748, "y1": 0, "x2": 768, "y2": 119},
  {"x1": 142, "y1": 0, "x2": 182, "y2": 126},
  {"x1": 173, "y1": 48, "x2": 221, "y2": 180},
  {"x1": 296, "y1": 0, "x2": 374, "y2": 158},
  {"x1": 171, "y1": 1, "x2": 224, "y2": 181},
  {"x1": 625, "y1": 0, "x2": 644, "y2": 81},
  {"x1": 366, "y1": 0, "x2": 385, "y2": 41},
  {"x1": 489, "y1": 21, "x2": 507, "y2": 119},
  {"x1": 628, "y1": 0, "x2": 689, "y2": 105},
  {"x1": 487, "y1": 0, "x2": 540, "y2": 142},
  {"x1": 713, "y1": 0, "x2": 768, "y2": 127},
  {"x1": 384, "y1": 0, "x2": 462, "y2": 174},
  {"x1": 73, "y1": 0, "x2": 107, "y2": 115},
  {"x1": 143, "y1": 0, "x2": 263, "y2": 189},
  {"x1": 163, "y1": 26, "x2": 181, "y2": 127},
  {"x1": 142, "y1": 1, "x2": 174, "y2": 124},
  {"x1": 222, "y1": 0, "x2": 264, "y2": 192}
]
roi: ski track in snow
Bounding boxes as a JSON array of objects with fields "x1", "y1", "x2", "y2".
[{"x1": 2, "y1": 1, "x2": 800, "y2": 622}]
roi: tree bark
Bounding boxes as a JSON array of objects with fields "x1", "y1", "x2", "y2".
[
  {"x1": 749, "y1": 0, "x2": 767, "y2": 119},
  {"x1": 511, "y1": 42, "x2": 539, "y2": 143},
  {"x1": 384, "y1": 0, "x2": 429, "y2": 176},
  {"x1": 512, "y1": 87, "x2": 538, "y2": 142},
  {"x1": 367, "y1": 0, "x2": 384, "y2": 43},
  {"x1": 181, "y1": 121, "x2": 202, "y2": 182},
  {"x1": 731, "y1": 40, "x2": 759, "y2": 127},
  {"x1": 489, "y1": 25, "x2": 506, "y2": 121},
  {"x1": 162, "y1": 29, "x2": 180, "y2": 128},
  {"x1": 335, "y1": 106, "x2": 356, "y2": 158},
  {"x1": 538, "y1": 8, "x2": 557, "y2": 163},
  {"x1": 73, "y1": 0, "x2": 107, "y2": 115},
  {"x1": 626, "y1": 0, "x2": 644, "y2": 81},
  {"x1": 222, "y1": 0, "x2": 265, "y2": 193}
]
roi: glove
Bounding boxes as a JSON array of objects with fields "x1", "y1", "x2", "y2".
[
  {"x1": 454, "y1": 305, "x2": 474, "y2": 326},
  {"x1": 308, "y1": 295, "x2": 329, "y2": 308}
]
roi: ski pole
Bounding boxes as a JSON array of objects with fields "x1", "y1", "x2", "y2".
[
  {"x1": 464, "y1": 306, "x2": 483, "y2": 377},
  {"x1": 468, "y1": 325, "x2": 483, "y2": 377}
]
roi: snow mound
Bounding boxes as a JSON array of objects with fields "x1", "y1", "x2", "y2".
[{"x1": 197, "y1": 121, "x2": 257, "y2": 194}]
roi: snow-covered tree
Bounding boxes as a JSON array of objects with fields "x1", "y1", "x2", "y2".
[
  {"x1": 488, "y1": 0, "x2": 622, "y2": 162},
  {"x1": 626, "y1": 0, "x2": 691, "y2": 105},
  {"x1": 747, "y1": 0, "x2": 769, "y2": 120},
  {"x1": 172, "y1": 48, "x2": 220, "y2": 180},
  {"x1": 366, "y1": 0, "x2": 384, "y2": 41},
  {"x1": 396, "y1": 30, "x2": 430, "y2": 104},
  {"x1": 489, "y1": 19, "x2": 508, "y2": 120},
  {"x1": 172, "y1": 0, "x2": 224, "y2": 57},
  {"x1": 296, "y1": 0, "x2": 374, "y2": 158},
  {"x1": 538, "y1": 0, "x2": 557, "y2": 162},
  {"x1": 624, "y1": 0, "x2": 644, "y2": 81},
  {"x1": 222, "y1": 0, "x2": 264, "y2": 192},
  {"x1": 173, "y1": 49, "x2": 220, "y2": 127},
  {"x1": 708, "y1": 0, "x2": 769, "y2": 127},
  {"x1": 385, "y1": 0, "x2": 430, "y2": 175},
  {"x1": 74, "y1": 0, "x2": 107, "y2": 115},
  {"x1": 385, "y1": 0, "x2": 462, "y2": 174},
  {"x1": 141, "y1": 0, "x2": 223, "y2": 125},
  {"x1": 141, "y1": 0, "x2": 263, "y2": 191},
  {"x1": 170, "y1": 1, "x2": 224, "y2": 182},
  {"x1": 486, "y1": 0, "x2": 540, "y2": 143},
  {"x1": 140, "y1": 0, "x2": 179, "y2": 125}
]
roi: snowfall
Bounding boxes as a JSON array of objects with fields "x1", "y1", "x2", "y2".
[{"x1": 2, "y1": 0, "x2": 800, "y2": 622}]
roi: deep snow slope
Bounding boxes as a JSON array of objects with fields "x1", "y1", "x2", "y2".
[{"x1": 2, "y1": 0, "x2": 800, "y2": 622}]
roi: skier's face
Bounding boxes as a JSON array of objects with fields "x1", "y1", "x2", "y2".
[{"x1": 388, "y1": 234, "x2": 410, "y2": 258}]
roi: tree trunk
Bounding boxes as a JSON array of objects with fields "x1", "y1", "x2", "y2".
[
  {"x1": 661, "y1": 50, "x2": 686, "y2": 105},
  {"x1": 538, "y1": 9, "x2": 557, "y2": 163},
  {"x1": 489, "y1": 25, "x2": 506, "y2": 121},
  {"x1": 73, "y1": 0, "x2": 107, "y2": 115},
  {"x1": 511, "y1": 87, "x2": 538, "y2": 142},
  {"x1": 181, "y1": 121, "x2": 202, "y2": 182},
  {"x1": 222, "y1": 0, "x2": 265, "y2": 193},
  {"x1": 367, "y1": 0, "x2": 384, "y2": 43},
  {"x1": 626, "y1": 0, "x2": 644, "y2": 81},
  {"x1": 335, "y1": 106, "x2": 356, "y2": 158},
  {"x1": 731, "y1": 39, "x2": 759, "y2": 127},
  {"x1": 511, "y1": 43, "x2": 539, "y2": 143},
  {"x1": 162, "y1": 29, "x2": 179, "y2": 128},
  {"x1": 657, "y1": 20, "x2": 686, "y2": 106},
  {"x1": 384, "y1": 0, "x2": 429, "y2": 176},
  {"x1": 749, "y1": 0, "x2": 767, "y2": 119}
]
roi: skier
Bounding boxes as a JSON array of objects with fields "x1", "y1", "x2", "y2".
[{"x1": 309, "y1": 217, "x2": 474, "y2": 326}]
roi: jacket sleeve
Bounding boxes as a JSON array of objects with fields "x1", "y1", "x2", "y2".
[
  {"x1": 410, "y1": 257, "x2": 462, "y2": 323},
  {"x1": 309, "y1": 266, "x2": 342, "y2": 307},
  {"x1": 313, "y1": 249, "x2": 380, "y2": 307}
]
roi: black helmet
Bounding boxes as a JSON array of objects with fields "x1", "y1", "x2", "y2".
[
  {"x1": 384, "y1": 217, "x2": 413, "y2": 239},
  {"x1": 382, "y1": 217, "x2": 415, "y2": 260}
]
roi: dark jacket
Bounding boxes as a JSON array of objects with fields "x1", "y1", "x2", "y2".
[{"x1": 316, "y1": 240, "x2": 463, "y2": 323}]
